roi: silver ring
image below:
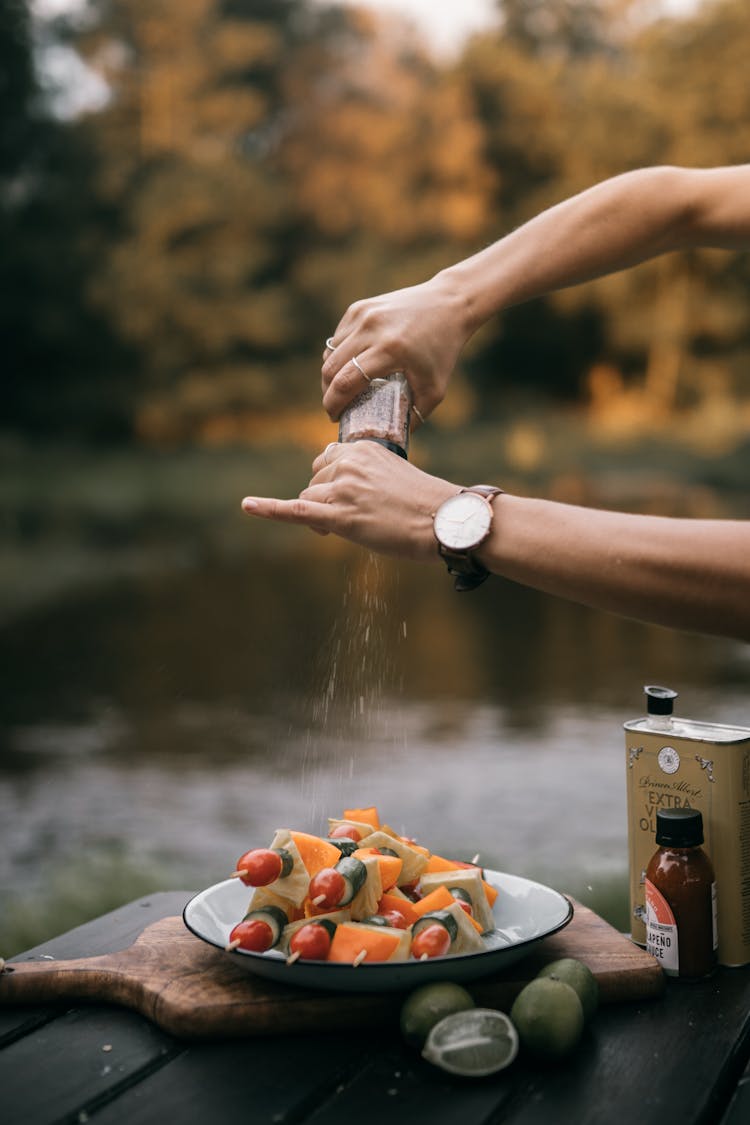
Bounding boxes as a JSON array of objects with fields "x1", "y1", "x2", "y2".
[
  {"x1": 352, "y1": 355, "x2": 371, "y2": 384},
  {"x1": 412, "y1": 405, "x2": 425, "y2": 425},
  {"x1": 325, "y1": 336, "x2": 336, "y2": 351}
]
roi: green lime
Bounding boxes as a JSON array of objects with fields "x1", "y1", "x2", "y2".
[
  {"x1": 422, "y1": 1008, "x2": 519, "y2": 1077},
  {"x1": 400, "y1": 981, "x2": 476, "y2": 1048},
  {"x1": 536, "y1": 958, "x2": 599, "y2": 1021},
  {"x1": 510, "y1": 977, "x2": 584, "y2": 1059}
]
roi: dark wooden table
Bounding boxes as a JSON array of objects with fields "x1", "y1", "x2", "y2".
[{"x1": 3, "y1": 891, "x2": 750, "y2": 1125}]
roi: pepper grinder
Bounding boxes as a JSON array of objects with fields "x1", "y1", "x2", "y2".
[{"x1": 338, "y1": 371, "x2": 412, "y2": 459}]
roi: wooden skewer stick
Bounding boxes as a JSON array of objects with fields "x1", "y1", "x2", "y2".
[
  {"x1": 229, "y1": 870, "x2": 247, "y2": 879},
  {"x1": 225, "y1": 938, "x2": 243, "y2": 952},
  {"x1": 353, "y1": 949, "x2": 367, "y2": 967},
  {"x1": 471, "y1": 853, "x2": 481, "y2": 865},
  {"x1": 312, "y1": 894, "x2": 327, "y2": 906},
  {"x1": 419, "y1": 952, "x2": 429, "y2": 961},
  {"x1": 286, "y1": 950, "x2": 301, "y2": 966}
]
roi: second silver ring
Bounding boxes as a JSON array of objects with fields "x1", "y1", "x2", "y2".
[{"x1": 352, "y1": 355, "x2": 371, "y2": 384}]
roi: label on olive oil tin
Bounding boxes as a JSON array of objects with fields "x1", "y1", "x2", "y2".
[{"x1": 625, "y1": 715, "x2": 750, "y2": 967}]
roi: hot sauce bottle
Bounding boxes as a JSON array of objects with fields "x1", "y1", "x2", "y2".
[{"x1": 645, "y1": 807, "x2": 717, "y2": 979}]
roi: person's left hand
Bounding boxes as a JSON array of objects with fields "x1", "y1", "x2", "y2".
[{"x1": 241, "y1": 440, "x2": 458, "y2": 561}]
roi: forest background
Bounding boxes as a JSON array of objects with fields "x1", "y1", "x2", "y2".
[{"x1": 3, "y1": 0, "x2": 750, "y2": 616}]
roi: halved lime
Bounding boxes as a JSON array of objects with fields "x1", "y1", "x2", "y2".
[
  {"x1": 400, "y1": 981, "x2": 476, "y2": 1048},
  {"x1": 421, "y1": 1008, "x2": 519, "y2": 1077}
]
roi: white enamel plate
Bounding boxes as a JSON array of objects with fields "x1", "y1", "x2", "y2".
[{"x1": 183, "y1": 869, "x2": 573, "y2": 993}]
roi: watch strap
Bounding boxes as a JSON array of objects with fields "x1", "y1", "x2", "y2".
[{"x1": 437, "y1": 486, "x2": 503, "y2": 592}]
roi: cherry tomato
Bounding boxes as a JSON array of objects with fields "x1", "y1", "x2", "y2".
[
  {"x1": 400, "y1": 881, "x2": 421, "y2": 901},
  {"x1": 379, "y1": 909, "x2": 408, "y2": 930},
  {"x1": 450, "y1": 890, "x2": 474, "y2": 917},
  {"x1": 229, "y1": 919, "x2": 274, "y2": 952},
  {"x1": 328, "y1": 824, "x2": 362, "y2": 842},
  {"x1": 289, "y1": 923, "x2": 333, "y2": 960},
  {"x1": 236, "y1": 848, "x2": 283, "y2": 887},
  {"x1": 309, "y1": 867, "x2": 346, "y2": 909},
  {"x1": 411, "y1": 923, "x2": 451, "y2": 959}
]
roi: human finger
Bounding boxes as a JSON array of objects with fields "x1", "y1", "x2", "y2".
[
  {"x1": 311, "y1": 441, "x2": 346, "y2": 476},
  {"x1": 321, "y1": 301, "x2": 367, "y2": 381},
  {"x1": 322, "y1": 347, "x2": 383, "y2": 420},
  {"x1": 241, "y1": 495, "x2": 336, "y2": 531},
  {"x1": 321, "y1": 335, "x2": 339, "y2": 363}
]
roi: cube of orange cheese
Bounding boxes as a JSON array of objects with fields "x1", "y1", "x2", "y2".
[{"x1": 328, "y1": 922, "x2": 410, "y2": 963}]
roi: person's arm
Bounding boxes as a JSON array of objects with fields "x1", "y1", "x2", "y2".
[
  {"x1": 241, "y1": 441, "x2": 750, "y2": 642},
  {"x1": 321, "y1": 164, "x2": 750, "y2": 421}
]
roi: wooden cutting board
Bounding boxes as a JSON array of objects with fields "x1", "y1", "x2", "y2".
[{"x1": 0, "y1": 901, "x2": 663, "y2": 1040}]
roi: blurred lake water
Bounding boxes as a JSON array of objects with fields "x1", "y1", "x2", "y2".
[{"x1": 2, "y1": 531, "x2": 749, "y2": 954}]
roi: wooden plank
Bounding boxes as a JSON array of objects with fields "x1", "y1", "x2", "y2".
[
  {"x1": 721, "y1": 1078, "x2": 750, "y2": 1125},
  {"x1": 0, "y1": 1005, "x2": 181, "y2": 1125},
  {"x1": 491, "y1": 972, "x2": 750, "y2": 1125},
  {"x1": 302, "y1": 1044, "x2": 516, "y2": 1125},
  {"x1": 0, "y1": 902, "x2": 662, "y2": 1039},
  {"x1": 76, "y1": 1034, "x2": 370, "y2": 1125}
]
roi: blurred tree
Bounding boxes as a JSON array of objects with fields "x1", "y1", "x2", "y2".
[
  {"x1": 461, "y1": 0, "x2": 750, "y2": 411},
  {"x1": 0, "y1": 1, "x2": 132, "y2": 439},
  {"x1": 72, "y1": 0, "x2": 310, "y2": 442},
  {"x1": 276, "y1": 6, "x2": 495, "y2": 381},
  {"x1": 4, "y1": 0, "x2": 749, "y2": 444},
  {"x1": 71, "y1": 0, "x2": 495, "y2": 442}
]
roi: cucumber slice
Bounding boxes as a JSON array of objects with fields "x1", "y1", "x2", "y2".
[
  {"x1": 329, "y1": 838, "x2": 360, "y2": 858},
  {"x1": 242, "y1": 904, "x2": 288, "y2": 948},
  {"x1": 360, "y1": 913, "x2": 390, "y2": 927},
  {"x1": 274, "y1": 848, "x2": 294, "y2": 878},
  {"x1": 312, "y1": 917, "x2": 339, "y2": 940},
  {"x1": 411, "y1": 909, "x2": 459, "y2": 945},
  {"x1": 335, "y1": 856, "x2": 367, "y2": 905}
]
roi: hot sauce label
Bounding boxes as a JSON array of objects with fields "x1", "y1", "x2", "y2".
[{"x1": 645, "y1": 878, "x2": 679, "y2": 975}]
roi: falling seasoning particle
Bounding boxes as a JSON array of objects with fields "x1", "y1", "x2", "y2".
[
  {"x1": 402, "y1": 621, "x2": 407, "y2": 638},
  {"x1": 359, "y1": 695, "x2": 365, "y2": 715},
  {"x1": 102, "y1": 1044, "x2": 113, "y2": 1053}
]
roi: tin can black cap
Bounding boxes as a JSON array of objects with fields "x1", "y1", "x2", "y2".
[
  {"x1": 644, "y1": 685, "x2": 678, "y2": 715},
  {"x1": 655, "y1": 807, "x2": 704, "y2": 847}
]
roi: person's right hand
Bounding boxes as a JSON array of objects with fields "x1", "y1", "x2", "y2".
[{"x1": 321, "y1": 272, "x2": 472, "y2": 425}]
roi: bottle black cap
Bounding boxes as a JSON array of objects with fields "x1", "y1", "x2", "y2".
[
  {"x1": 644, "y1": 684, "x2": 678, "y2": 715},
  {"x1": 655, "y1": 807, "x2": 704, "y2": 848}
]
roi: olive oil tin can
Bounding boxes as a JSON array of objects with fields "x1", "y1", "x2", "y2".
[{"x1": 625, "y1": 688, "x2": 750, "y2": 967}]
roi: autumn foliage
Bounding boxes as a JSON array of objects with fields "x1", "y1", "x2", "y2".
[{"x1": 2, "y1": 0, "x2": 750, "y2": 443}]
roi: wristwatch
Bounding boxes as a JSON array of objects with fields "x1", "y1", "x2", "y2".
[{"x1": 433, "y1": 486, "x2": 503, "y2": 591}]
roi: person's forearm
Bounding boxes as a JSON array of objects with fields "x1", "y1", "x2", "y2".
[
  {"x1": 478, "y1": 494, "x2": 750, "y2": 640},
  {"x1": 440, "y1": 165, "x2": 750, "y2": 335}
]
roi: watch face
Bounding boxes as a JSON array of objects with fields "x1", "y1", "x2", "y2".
[{"x1": 434, "y1": 491, "x2": 493, "y2": 551}]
